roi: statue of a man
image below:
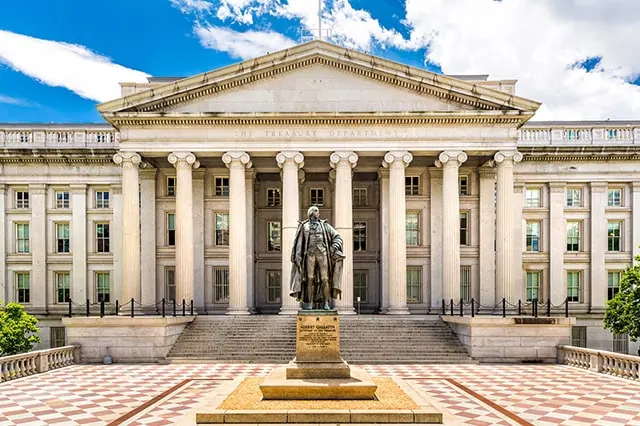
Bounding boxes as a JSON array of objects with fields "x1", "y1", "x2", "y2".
[{"x1": 289, "y1": 206, "x2": 344, "y2": 310}]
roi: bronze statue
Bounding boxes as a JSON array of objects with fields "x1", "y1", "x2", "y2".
[{"x1": 289, "y1": 206, "x2": 344, "y2": 310}]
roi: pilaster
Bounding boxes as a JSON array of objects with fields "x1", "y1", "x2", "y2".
[
  {"x1": 429, "y1": 168, "x2": 443, "y2": 309},
  {"x1": 246, "y1": 169, "x2": 256, "y2": 312},
  {"x1": 512, "y1": 181, "x2": 525, "y2": 302},
  {"x1": 140, "y1": 168, "x2": 158, "y2": 309},
  {"x1": 0, "y1": 185, "x2": 6, "y2": 303},
  {"x1": 549, "y1": 181, "x2": 566, "y2": 305},
  {"x1": 633, "y1": 182, "x2": 640, "y2": 260},
  {"x1": 478, "y1": 168, "x2": 496, "y2": 308},
  {"x1": 192, "y1": 169, "x2": 206, "y2": 311},
  {"x1": 111, "y1": 184, "x2": 123, "y2": 304},
  {"x1": 70, "y1": 184, "x2": 87, "y2": 304},
  {"x1": 29, "y1": 184, "x2": 46, "y2": 311},
  {"x1": 378, "y1": 168, "x2": 390, "y2": 313},
  {"x1": 590, "y1": 182, "x2": 607, "y2": 312}
]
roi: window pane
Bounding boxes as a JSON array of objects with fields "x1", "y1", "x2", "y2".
[
  {"x1": 460, "y1": 266, "x2": 471, "y2": 303},
  {"x1": 216, "y1": 214, "x2": 229, "y2": 246},
  {"x1": 567, "y1": 222, "x2": 580, "y2": 252},
  {"x1": 354, "y1": 271, "x2": 368, "y2": 303},
  {"x1": 526, "y1": 221, "x2": 540, "y2": 252},
  {"x1": 267, "y1": 271, "x2": 281, "y2": 303},
  {"x1": 215, "y1": 178, "x2": 229, "y2": 196},
  {"x1": 267, "y1": 221, "x2": 281, "y2": 252},
  {"x1": 607, "y1": 222, "x2": 621, "y2": 251},
  {"x1": 354, "y1": 222, "x2": 367, "y2": 251},
  {"x1": 460, "y1": 212, "x2": 468, "y2": 245},
  {"x1": 214, "y1": 268, "x2": 229, "y2": 303},
  {"x1": 97, "y1": 272, "x2": 110, "y2": 303},
  {"x1": 406, "y1": 213, "x2": 419, "y2": 246},
  {"x1": 406, "y1": 267, "x2": 422, "y2": 303},
  {"x1": 608, "y1": 189, "x2": 621, "y2": 207},
  {"x1": 567, "y1": 272, "x2": 580, "y2": 302},
  {"x1": 526, "y1": 189, "x2": 541, "y2": 207},
  {"x1": 526, "y1": 272, "x2": 540, "y2": 302},
  {"x1": 267, "y1": 188, "x2": 281, "y2": 207}
]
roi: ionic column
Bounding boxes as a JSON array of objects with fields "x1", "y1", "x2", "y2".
[
  {"x1": 246, "y1": 170, "x2": 256, "y2": 312},
  {"x1": 429, "y1": 167, "x2": 443, "y2": 309},
  {"x1": 383, "y1": 151, "x2": 413, "y2": 315},
  {"x1": 140, "y1": 168, "x2": 157, "y2": 309},
  {"x1": 436, "y1": 151, "x2": 467, "y2": 302},
  {"x1": 479, "y1": 168, "x2": 496, "y2": 308},
  {"x1": 193, "y1": 170, "x2": 205, "y2": 311},
  {"x1": 494, "y1": 151, "x2": 522, "y2": 304},
  {"x1": 378, "y1": 168, "x2": 390, "y2": 313},
  {"x1": 223, "y1": 152, "x2": 252, "y2": 315},
  {"x1": 168, "y1": 152, "x2": 199, "y2": 305},
  {"x1": 113, "y1": 152, "x2": 141, "y2": 306},
  {"x1": 330, "y1": 151, "x2": 358, "y2": 314},
  {"x1": 278, "y1": 151, "x2": 305, "y2": 314}
]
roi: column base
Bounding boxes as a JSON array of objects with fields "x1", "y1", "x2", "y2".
[
  {"x1": 386, "y1": 306, "x2": 411, "y2": 315},
  {"x1": 226, "y1": 307, "x2": 251, "y2": 315}
]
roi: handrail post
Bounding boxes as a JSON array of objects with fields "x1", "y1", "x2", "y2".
[
  {"x1": 546, "y1": 297, "x2": 551, "y2": 317},
  {"x1": 86, "y1": 299, "x2": 90, "y2": 317},
  {"x1": 441, "y1": 299, "x2": 445, "y2": 315},
  {"x1": 190, "y1": 300, "x2": 194, "y2": 316},
  {"x1": 565, "y1": 298, "x2": 569, "y2": 317},
  {"x1": 68, "y1": 299, "x2": 72, "y2": 318},
  {"x1": 450, "y1": 299, "x2": 453, "y2": 316},
  {"x1": 534, "y1": 298, "x2": 538, "y2": 317},
  {"x1": 518, "y1": 299, "x2": 521, "y2": 316},
  {"x1": 182, "y1": 299, "x2": 186, "y2": 317},
  {"x1": 115, "y1": 300, "x2": 119, "y2": 315},
  {"x1": 162, "y1": 298, "x2": 166, "y2": 318},
  {"x1": 173, "y1": 299, "x2": 176, "y2": 317},
  {"x1": 130, "y1": 298, "x2": 134, "y2": 318},
  {"x1": 100, "y1": 300, "x2": 104, "y2": 318},
  {"x1": 471, "y1": 298, "x2": 475, "y2": 317},
  {"x1": 502, "y1": 298, "x2": 506, "y2": 318}
]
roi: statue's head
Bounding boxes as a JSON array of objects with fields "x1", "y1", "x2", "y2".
[{"x1": 307, "y1": 206, "x2": 320, "y2": 220}]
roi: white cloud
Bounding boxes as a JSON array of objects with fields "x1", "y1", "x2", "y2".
[
  {"x1": 195, "y1": 25, "x2": 296, "y2": 59},
  {"x1": 0, "y1": 94, "x2": 30, "y2": 106},
  {"x1": 0, "y1": 30, "x2": 149, "y2": 103},
  {"x1": 170, "y1": 0, "x2": 214, "y2": 14}
]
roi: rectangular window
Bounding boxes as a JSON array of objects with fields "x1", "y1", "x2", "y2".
[
  {"x1": 354, "y1": 271, "x2": 368, "y2": 303},
  {"x1": 167, "y1": 213, "x2": 176, "y2": 246},
  {"x1": 267, "y1": 271, "x2": 281, "y2": 303},
  {"x1": 266, "y1": 188, "x2": 281, "y2": 207},
  {"x1": 56, "y1": 190, "x2": 70, "y2": 208},
  {"x1": 526, "y1": 271, "x2": 540, "y2": 302},
  {"x1": 56, "y1": 272, "x2": 70, "y2": 303},
  {"x1": 353, "y1": 222, "x2": 367, "y2": 252},
  {"x1": 608, "y1": 271, "x2": 621, "y2": 300},
  {"x1": 526, "y1": 221, "x2": 540, "y2": 252},
  {"x1": 310, "y1": 188, "x2": 324, "y2": 206},
  {"x1": 95, "y1": 191, "x2": 110, "y2": 208},
  {"x1": 607, "y1": 221, "x2": 621, "y2": 251},
  {"x1": 214, "y1": 267, "x2": 229, "y2": 303},
  {"x1": 15, "y1": 191, "x2": 29, "y2": 209},
  {"x1": 50, "y1": 327, "x2": 66, "y2": 348},
  {"x1": 215, "y1": 213, "x2": 229, "y2": 246},
  {"x1": 567, "y1": 221, "x2": 580, "y2": 252},
  {"x1": 56, "y1": 223, "x2": 70, "y2": 253},
  {"x1": 267, "y1": 221, "x2": 281, "y2": 252},
  {"x1": 96, "y1": 223, "x2": 110, "y2": 253},
  {"x1": 165, "y1": 268, "x2": 176, "y2": 302},
  {"x1": 215, "y1": 177, "x2": 229, "y2": 196},
  {"x1": 96, "y1": 272, "x2": 110, "y2": 303},
  {"x1": 460, "y1": 212, "x2": 469, "y2": 245},
  {"x1": 525, "y1": 188, "x2": 541, "y2": 208},
  {"x1": 406, "y1": 213, "x2": 419, "y2": 246},
  {"x1": 571, "y1": 326, "x2": 587, "y2": 348},
  {"x1": 406, "y1": 267, "x2": 422, "y2": 303},
  {"x1": 613, "y1": 333, "x2": 629, "y2": 354},
  {"x1": 405, "y1": 176, "x2": 419, "y2": 196},
  {"x1": 353, "y1": 188, "x2": 367, "y2": 207},
  {"x1": 608, "y1": 188, "x2": 622, "y2": 207},
  {"x1": 16, "y1": 272, "x2": 30, "y2": 304},
  {"x1": 16, "y1": 223, "x2": 30, "y2": 254},
  {"x1": 567, "y1": 271, "x2": 580, "y2": 303},
  {"x1": 167, "y1": 177, "x2": 176, "y2": 197},
  {"x1": 459, "y1": 175, "x2": 469, "y2": 196},
  {"x1": 460, "y1": 266, "x2": 471, "y2": 303},
  {"x1": 566, "y1": 188, "x2": 582, "y2": 207}
]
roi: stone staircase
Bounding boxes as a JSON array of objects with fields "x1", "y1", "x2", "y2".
[{"x1": 166, "y1": 315, "x2": 474, "y2": 364}]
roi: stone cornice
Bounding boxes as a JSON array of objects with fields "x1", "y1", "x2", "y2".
[
  {"x1": 0, "y1": 156, "x2": 114, "y2": 164},
  {"x1": 523, "y1": 154, "x2": 640, "y2": 162}
]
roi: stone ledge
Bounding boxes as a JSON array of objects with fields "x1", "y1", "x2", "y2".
[
  {"x1": 196, "y1": 409, "x2": 442, "y2": 424},
  {"x1": 62, "y1": 316, "x2": 195, "y2": 327}
]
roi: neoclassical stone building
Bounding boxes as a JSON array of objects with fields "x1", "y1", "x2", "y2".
[{"x1": 0, "y1": 41, "x2": 638, "y2": 353}]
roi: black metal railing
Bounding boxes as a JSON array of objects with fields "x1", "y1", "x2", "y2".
[
  {"x1": 65, "y1": 298, "x2": 196, "y2": 318},
  {"x1": 439, "y1": 297, "x2": 572, "y2": 318}
]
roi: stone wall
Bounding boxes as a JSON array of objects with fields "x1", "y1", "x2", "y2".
[{"x1": 62, "y1": 316, "x2": 194, "y2": 363}]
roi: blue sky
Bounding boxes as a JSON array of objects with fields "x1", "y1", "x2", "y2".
[{"x1": 1, "y1": 0, "x2": 640, "y2": 123}]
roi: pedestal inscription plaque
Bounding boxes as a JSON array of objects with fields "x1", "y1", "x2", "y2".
[{"x1": 296, "y1": 311, "x2": 341, "y2": 363}]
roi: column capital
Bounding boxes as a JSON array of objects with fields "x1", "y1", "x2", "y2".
[
  {"x1": 436, "y1": 151, "x2": 467, "y2": 168},
  {"x1": 113, "y1": 152, "x2": 141, "y2": 167},
  {"x1": 28, "y1": 183, "x2": 46, "y2": 195},
  {"x1": 590, "y1": 181, "x2": 608, "y2": 193},
  {"x1": 478, "y1": 167, "x2": 496, "y2": 179},
  {"x1": 382, "y1": 151, "x2": 412, "y2": 168},
  {"x1": 276, "y1": 151, "x2": 304, "y2": 169},
  {"x1": 110, "y1": 184, "x2": 122, "y2": 195},
  {"x1": 494, "y1": 151, "x2": 523, "y2": 165},
  {"x1": 377, "y1": 167, "x2": 390, "y2": 180},
  {"x1": 514, "y1": 181, "x2": 525, "y2": 192},
  {"x1": 330, "y1": 151, "x2": 358, "y2": 169},
  {"x1": 70, "y1": 184, "x2": 87, "y2": 194},
  {"x1": 168, "y1": 151, "x2": 200, "y2": 170},
  {"x1": 0, "y1": 183, "x2": 6, "y2": 194},
  {"x1": 633, "y1": 182, "x2": 640, "y2": 192},
  {"x1": 139, "y1": 168, "x2": 158, "y2": 180},
  {"x1": 549, "y1": 181, "x2": 566, "y2": 193},
  {"x1": 222, "y1": 151, "x2": 252, "y2": 169}
]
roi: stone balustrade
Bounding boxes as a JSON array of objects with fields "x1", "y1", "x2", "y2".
[
  {"x1": 0, "y1": 345, "x2": 80, "y2": 382},
  {"x1": 559, "y1": 345, "x2": 640, "y2": 381},
  {"x1": 0, "y1": 127, "x2": 118, "y2": 149},
  {"x1": 519, "y1": 123, "x2": 640, "y2": 146}
]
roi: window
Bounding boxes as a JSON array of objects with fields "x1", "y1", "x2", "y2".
[
  {"x1": 267, "y1": 188, "x2": 281, "y2": 207},
  {"x1": 566, "y1": 221, "x2": 580, "y2": 252},
  {"x1": 526, "y1": 271, "x2": 540, "y2": 302},
  {"x1": 56, "y1": 272, "x2": 70, "y2": 303},
  {"x1": 526, "y1": 221, "x2": 540, "y2": 252},
  {"x1": 267, "y1": 221, "x2": 281, "y2": 252},
  {"x1": 613, "y1": 333, "x2": 629, "y2": 354},
  {"x1": 460, "y1": 212, "x2": 469, "y2": 245},
  {"x1": 354, "y1": 271, "x2": 368, "y2": 303},
  {"x1": 405, "y1": 176, "x2": 419, "y2": 196},
  {"x1": 15, "y1": 191, "x2": 29, "y2": 208},
  {"x1": 16, "y1": 272, "x2": 30, "y2": 303},
  {"x1": 267, "y1": 271, "x2": 281, "y2": 303},
  {"x1": 167, "y1": 213, "x2": 176, "y2": 246},
  {"x1": 571, "y1": 326, "x2": 587, "y2": 348},
  {"x1": 566, "y1": 188, "x2": 582, "y2": 207},
  {"x1": 459, "y1": 175, "x2": 469, "y2": 196},
  {"x1": 56, "y1": 190, "x2": 70, "y2": 208},
  {"x1": 460, "y1": 266, "x2": 471, "y2": 303},
  {"x1": 56, "y1": 223, "x2": 70, "y2": 253},
  {"x1": 96, "y1": 272, "x2": 110, "y2": 303},
  {"x1": 608, "y1": 271, "x2": 621, "y2": 300},
  {"x1": 525, "y1": 188, "x2": 541, "y2": 208},
  {"x1": 406, "y1": 213, "x2": 419, "y2": 246},
  {"x1": 16, "y1": 223, "x2": 30, "y2": 253},
  {"x1": 215, "y1": 177, "x2": 229, "y2": 196},
  {"x1": 167, "y1": 177, "x2": 176, "y2": 197},
  {"x1": 96, "y1": 223, "x2": 110, "y2": 253},
  {"x1": 608, "y1": 188, "x2": 622, "y2": 207},
  {"x1": 165, "y1": 268, "x2": 176, "y2": 301},
  {"x1": 406, "y1": 267, "x2": 422, "y2": 303},
  {"x1": 353, "y1": 222, "x2": 367, "y2": 251},
  {"x1": 607, "y1": 221, "x2": 621, "y2": 251},
  {"x1": 96, "y1": 191, "x2": 110, "y2": 208},
  {"x1": 353, "y1": 188, "x2": 367, "y2": 207},
  {"x1": 567, "y1": 271, "x2": 580, "y2": 303},
  {"x1": 50, "y1": 327, "x2": 66, "y2": 348},
  {"x1": 214, "y1": 267, "x2": 229, "y2": 303},
  {"x1": 215, "y1": 213, "x2": 229, "y2": 246},
  {"x1": 310, "y1": 188, "x2": 324, "y2": 206}
]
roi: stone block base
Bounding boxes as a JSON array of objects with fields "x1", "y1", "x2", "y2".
[{"x1": 285, "y1": 358, "x2": 350, "y2": 379}]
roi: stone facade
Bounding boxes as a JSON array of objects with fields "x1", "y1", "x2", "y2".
[{"x1": 0, "y1": 41, "x2": 638, "y2": 355}]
